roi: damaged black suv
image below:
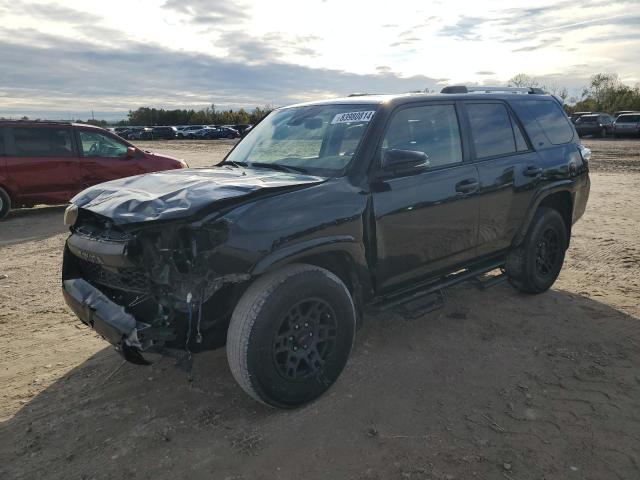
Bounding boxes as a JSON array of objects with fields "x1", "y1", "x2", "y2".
[{"x1": 62, "y1": 86, "x2": 590, "y2": 408}]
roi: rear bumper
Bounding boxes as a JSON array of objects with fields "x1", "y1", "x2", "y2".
[{"x1": 62, "y1": 278, "x2": 151, "y2": 364}]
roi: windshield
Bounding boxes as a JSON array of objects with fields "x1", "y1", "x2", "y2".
[
  {"x1": 578, "y1": 116, "x2": 598, "y2": 123},
  {"x1": 224, "y1": 104, "x2": 378, "y2": 176}
]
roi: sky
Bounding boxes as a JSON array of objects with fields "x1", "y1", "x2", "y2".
[{"x1": 1, "y1": 0, "x2": 639, "y2": 121}]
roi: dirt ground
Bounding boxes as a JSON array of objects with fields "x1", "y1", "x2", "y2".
[{"x1": 1, "y1": 138, "x2": 639, "y2": 480}]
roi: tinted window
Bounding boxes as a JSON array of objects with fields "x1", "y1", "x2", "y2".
[
  {"x1": 617, "y1": 115, "x2": 640, "y2": 123},
  {"x1": 517, "y1": 100, "x2": 574, "y2": 144},
  {"x1": 511, "y1": 115, "x2": 529, "y2": 152},
  {"x1": 79, "y1": 131, "x2": 128, "y2": 158},
  {"x1": 466, "y1": 103, "x2": 516, "y2": 159},
  {"x1": 0, "y1": 128, "x2": 5, "y2": 155},
  {"x1": 383, "y1": 104, "x2": 462, "y2": 168},
  {"x1": 12, "y1": 127, "x2": 74, "y2": 157}
]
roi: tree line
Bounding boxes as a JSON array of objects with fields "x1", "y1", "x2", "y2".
[
  {"x1": 119, "y1": 104, "x2": 273, "y2": 126},
  {"x1": 508, "y1": 73, "x2": 640, "y2": 114}
]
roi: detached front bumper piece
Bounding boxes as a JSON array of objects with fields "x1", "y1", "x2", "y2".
[{"x1": 62, "y1": 278, "x2": 151, "y2": 365}]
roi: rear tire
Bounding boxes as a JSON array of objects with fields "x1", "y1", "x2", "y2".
[
  {"x1": 506, "y1": 207, "x2": 567, "y2": 294},
  {"x1": 226, "y1": 263, "x2": 356, "y2": 408},
  {"x1": 0, "y1": 187, "x2": 11, "y2": 220}
]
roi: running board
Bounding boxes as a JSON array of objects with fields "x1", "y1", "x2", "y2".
[{"x1": 369, "y1": 258, "x2": 505, "y2": 319}]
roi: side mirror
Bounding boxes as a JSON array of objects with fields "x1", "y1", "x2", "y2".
[
  {"x1": 126, "y1": 147, "x2": 136, "y2": 159},
  {"x1": 382, "y1": 149, "x2": 430, "y2": 174}
]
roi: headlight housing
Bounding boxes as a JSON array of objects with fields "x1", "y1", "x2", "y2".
[{"x1": 64, "y1": 203, "x2": 79, "y2": 227}]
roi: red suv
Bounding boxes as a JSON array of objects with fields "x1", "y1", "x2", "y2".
[{"x1": 0, "y1": 121, "x2": 188, "y2": 219}]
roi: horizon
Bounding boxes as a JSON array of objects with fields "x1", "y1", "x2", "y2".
[{"x1": 1, "y1": 0, "x2": 639, "y2": 121}]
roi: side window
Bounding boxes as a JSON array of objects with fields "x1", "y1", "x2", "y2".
[
  {"x1": 0, "y1": 128, "x2": 5, "y2": 155},
  {"x1": 12, "y1": 128, "x2": 74, "y2": 157},
  {"x1": 466, "y1": 103, "x2": 516, "y2": 159},
  {"x1": 382, "y1": 104, "x2": 463, "y2": 168},
  {"x1": 80, "y1": 131, "x2": 128, "y2": 158},
  {"x1": 511, "y1": 115, "x2": 529, "y2": 152},
  {"x1": 512, "y1": 100, "x2": 574, "y2": 145}
]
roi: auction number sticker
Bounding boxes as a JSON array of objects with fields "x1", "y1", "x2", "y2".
[{"x1": 331, "y1": 111, "x2": 376, "y2": 124}]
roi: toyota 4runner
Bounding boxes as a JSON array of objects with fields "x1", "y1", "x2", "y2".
[{"x1": 62, "y1": 86, "x2": 590, "y2": 408}]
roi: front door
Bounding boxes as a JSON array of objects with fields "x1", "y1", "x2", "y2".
[
  {"x1": 371, "y1": 102, "x2": 480, "y2": 292},
  {"x1": 77, "y1": 129, "x2": 142, "y2": 189}
]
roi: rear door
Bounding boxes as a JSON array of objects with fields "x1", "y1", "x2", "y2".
[
  {"x1": 5, "y1": 126, "x2": 80, "y2": 204},
  {"x1": 371, "y1": 102, "x2": 480, "y2": 292},
  {"x1": 77, "y1": 128, "x2": 142, "y2": 188},
  {"x1": 463, "y1": 101, "x2": 540, "y2": 256}
]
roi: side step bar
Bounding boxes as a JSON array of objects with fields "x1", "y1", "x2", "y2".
[{"x1": 369, "y1": 258, "x2": 507, "y2": 319}]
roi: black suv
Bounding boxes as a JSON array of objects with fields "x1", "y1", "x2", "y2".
[
  {"x1": 574, "y1": 113, "x2": 614, "y2": 137},
  {"x1": 150, "y1": 126, "x2": 177, "y2": 140},
  {"x1": 61, "y1": 87, "x2": 590, "y2": 408}
]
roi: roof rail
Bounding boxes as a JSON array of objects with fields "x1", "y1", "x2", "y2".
[{"x1": 440, "y1": 86, "x2": 546, "y2": 95}]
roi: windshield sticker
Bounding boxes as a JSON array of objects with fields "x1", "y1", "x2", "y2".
[{"x1": 331, "y1": 111, "x2": 376, "y2": 124}]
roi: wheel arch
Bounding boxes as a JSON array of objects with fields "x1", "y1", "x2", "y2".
[
  {"x1": 251, "y1": 236, "x2": 373, "y2": 324},
  {"x1": 513, "y1": 185, "x2": 574, "y2": 247}
]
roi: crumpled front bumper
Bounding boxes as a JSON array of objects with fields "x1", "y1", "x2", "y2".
[{"x1": 62, "y1": 278, "x2": 151, "y2": 364}]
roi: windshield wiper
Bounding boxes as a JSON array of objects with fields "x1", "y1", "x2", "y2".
[{"x1": 248, "y1": 162, "x2": 309, "y2": 174}]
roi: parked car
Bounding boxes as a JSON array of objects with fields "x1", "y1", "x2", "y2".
[
  {"x1": 570, "y1": 111, "x2": 592, "y2": 123},
  {"x1": 232, "y1": 124, "x2": 253, "y2": 135},
  {"x1": 128, "y1": 127, "x2": 153, "y2": 140},
  {"x1": 201, "y1": 126, "x2": 240, "y2": 139},
  {"x1": 151, "y1": 126, "x2": 177, "y2": 140},
  {"x1": 0, "y1": 121, "x2": 188, "y2": 219},
  {"x1": 61, "y1": 87, "x2": 590, "y2": 408},
  {"x1": 574, "y1": 113, "x2": 614, "y2": 137},
  {"x1": 176, "y1": 125, "x2": 206, "y2": 139},
  {"x1": 613, "y1": 110, "x2": 638, "y2": 120},
  {"x1": 613, "y1": 113, "x2": 640, "y2": 138},
  {"x1": 193, "y1": 126, "x2": 218, "y2": 138}
]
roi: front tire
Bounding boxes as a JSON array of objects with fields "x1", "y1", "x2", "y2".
[
  {"x1": 506, "y1": 207, "x2": 568, "y2": 294},
  {"x1": 0, "y1": 187, "x2": 11, "y2": 220},
  {"x1": 226, "y1": 264, "x2": 356, "y2": 408}
]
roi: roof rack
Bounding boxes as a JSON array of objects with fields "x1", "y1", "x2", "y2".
[{"x1": 440, "y1": 86, "x2": 546, "y2": 95}]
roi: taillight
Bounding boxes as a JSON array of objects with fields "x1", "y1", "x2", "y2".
[{"x1": 578, "y1": 144, "x2": 591, "y2": 168}]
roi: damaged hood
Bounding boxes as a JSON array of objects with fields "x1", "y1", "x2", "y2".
[{"x1": 71, "y1": 166, "x2": 325, "y2": 225}]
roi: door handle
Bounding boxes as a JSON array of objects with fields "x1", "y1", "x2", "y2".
[
  {"x1": 523, "y1": 166, "x2": 543, "y2": 177},
  {"x1": 455, "y1": 178, "x2": 479, "y2": 194}
]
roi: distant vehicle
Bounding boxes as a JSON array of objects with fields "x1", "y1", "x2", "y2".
[
  {"x1": 233, "y1": 124, "x2": 253, "y2": 134},
  {"x1": 201, "y1": 126, "x2": 240, "y2": 139},
  {"x1": 193, "y1": 126, "x2": 218, "y2": 138},
  {"x1": 151, "y1": 126, "x2": 177, "y2": 140},
  {"x1": 570, "y1": 111, "x2": 592, "y2": 123},
  {"x1": 0, "y1": 121, "x2": 188, "y2": 220},
  {"x1": 613, "y1": 110, "x2": 638, "y2": 120},
  {"x1": 613, "y1": 113, "x2": 640, "y2": 138},
  {"x1": 128, "y1": 127, "x2": 153, "y2": 140},
  {"x1": 574, "y1": 113, "x2": 614, "y2": 137},
  {"x1": 176, "y1": 125, "x2": 206, "y2": 139}
]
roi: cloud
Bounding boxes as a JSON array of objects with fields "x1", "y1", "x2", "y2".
[
  {"x1": 475, "y1": 71, "x2": 496, "y2": 76},
  {"x1": 162, "y1": 0, "x2": 249, "y2": 24},
  {"x1": 438, "y1": 16, "x2": 485, "y2": 41},
  {"x1": 0, "y1": 29, "x2": 441, "y2": 120},
  {"x1": 0, "y1": 1, "x2": 100, "y2": 23},
  {"x1": 216, "y1": 31, "x2": 321, "y2": 63}
]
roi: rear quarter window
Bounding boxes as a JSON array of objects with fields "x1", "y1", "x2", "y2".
[{"x1": 510, "y1": 100, "x2": 574, "y2": 146}]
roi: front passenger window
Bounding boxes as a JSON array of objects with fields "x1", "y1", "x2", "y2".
[
  {"x1": 80, "y1": 131, "x2": 128, "y2": 158},
  {"x1": 382, "y1": 104, "x2": 463, "y2": 168}
]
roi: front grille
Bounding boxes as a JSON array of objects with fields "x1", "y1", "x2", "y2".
[{"x1": 77, "y1": 258, "x2": 150, "y2": 294}]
